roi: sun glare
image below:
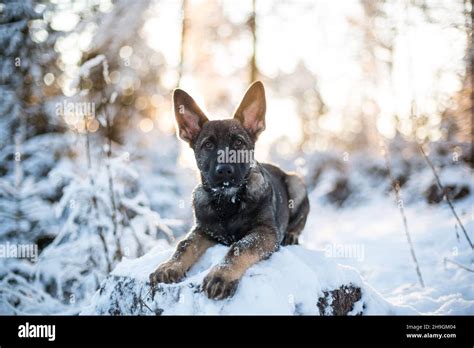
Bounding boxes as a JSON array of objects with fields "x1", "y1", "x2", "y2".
[{"x1": 145, "y1": 0, "x2": 466, "y2": 150}]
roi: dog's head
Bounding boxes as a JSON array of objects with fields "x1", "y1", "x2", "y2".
[{"x1": 173, "y1": 81, "x2": 266, "y2": 192}]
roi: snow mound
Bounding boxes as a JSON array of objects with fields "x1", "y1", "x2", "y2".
[{"x1": 82, "y1": 245, "x2": 416, "y2": 315}]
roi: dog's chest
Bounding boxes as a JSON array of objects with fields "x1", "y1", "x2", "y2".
[
  {"x1": 202, "y1": 219, "x2": 248, "y2": 246},
  {"x1": 194, "y1": 193, "x2": 257, "y2": 245},
  {"x1": 208, "y1": 201, "x2": 252, "y2": 245}
]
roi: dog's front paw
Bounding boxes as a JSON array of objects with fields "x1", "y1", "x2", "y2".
[
  {"x1": 202, "y1": 266, "x2": 239, "y2": 300},
  {"x1": 149, "y1": 260, "x2": 185, "y2": 285},
  {"x1": 282, "y1": 232, "x2": 299, "y2": 246}
]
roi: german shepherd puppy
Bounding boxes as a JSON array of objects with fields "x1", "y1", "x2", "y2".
[{"x1": 149, "y1": 81, "x2": 310, "y2": 300}]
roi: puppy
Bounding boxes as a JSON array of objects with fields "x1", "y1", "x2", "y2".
[{"x1": 150, "y1": 81, "x2": 310, "y2": 300}]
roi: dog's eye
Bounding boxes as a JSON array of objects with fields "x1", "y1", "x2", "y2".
[
  {"x1": 233, "y1": 139, "x2": 243, "y2": 148},
  {"x1": 204, "y1": 141, "x2": 214, "y2": 149}
]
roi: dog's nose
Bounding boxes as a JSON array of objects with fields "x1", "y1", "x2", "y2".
[{"x1": 215, "y1": 164, "x2": 234, "y2": 182}]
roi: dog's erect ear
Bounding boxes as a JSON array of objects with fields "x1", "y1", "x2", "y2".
[
  {"x1": 234, "y1": 81, "x2": 266, "y2": 140},
  {"x1": 173, "y1": 89, "x2": 209, "y2": 145}
]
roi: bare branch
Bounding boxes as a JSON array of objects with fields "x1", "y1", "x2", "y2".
[
  {"x1": 381, "y1": 141, "x2": 425, "y2": 288},
  {"x1": 418, "y1": 143, "x2": 473, "y2": 250}
]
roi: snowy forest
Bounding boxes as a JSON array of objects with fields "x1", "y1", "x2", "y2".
[{"x1": 0, "y1": 0, "x2": 472, "y2": 315}]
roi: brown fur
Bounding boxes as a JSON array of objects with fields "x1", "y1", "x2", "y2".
[
  {"x1": 149, "y1": 229, "x2": 216, "y2": 284},
  {"x1": 202, "y1": 227, "x2": 278, "y2": 299}
]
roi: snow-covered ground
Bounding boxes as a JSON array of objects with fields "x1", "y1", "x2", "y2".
[
  {"x1": 83, "y1": 243, "x2": 416, "y2": 315},
  {"x1": 298, "y1": 151, "x2": 474, "y2": 315}
]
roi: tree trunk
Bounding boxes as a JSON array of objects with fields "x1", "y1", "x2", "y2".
[
  {"x1": 249, "y1": 0, "x2": 258, "y2": 83},
  {"x1": 177, "y1": 0, "x2": 188, "y2": 87}
]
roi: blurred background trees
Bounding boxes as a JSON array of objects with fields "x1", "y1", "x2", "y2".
[{"x1": 2, "y1": 0, "x2": 469, "y2": 154}]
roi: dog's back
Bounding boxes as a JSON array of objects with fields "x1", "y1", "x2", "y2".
[{"x1": 260, "y1": 163, "x2": 310, "y2": 245}]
